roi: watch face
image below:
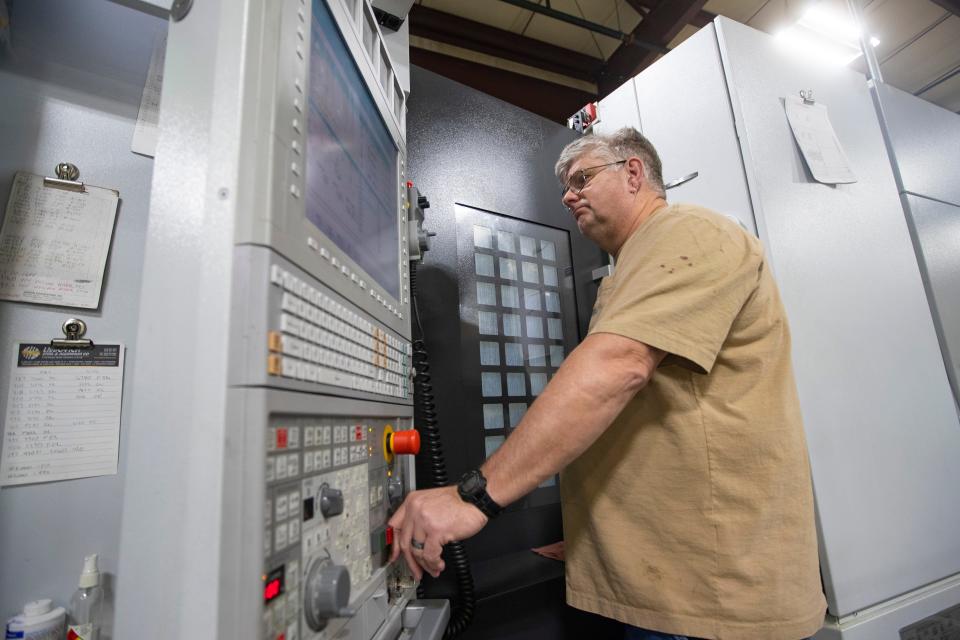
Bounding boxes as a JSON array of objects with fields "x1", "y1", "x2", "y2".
[{"x1": 459, "y1": 469, "x2": 484, "y2": 495}]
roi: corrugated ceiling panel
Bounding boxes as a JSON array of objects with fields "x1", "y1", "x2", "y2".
[
  {"x1": 882, "y1": 15, "x2": 960, "y2": 95},
  {"x1": 865, "y1": 0, "x2": 947, "y2": 64},
  {"x1": 414, "y1": 0, "x2": 960, "y2": 112},
  {"x1": 920, "y1": 72, "x2": 960, "y2": 112},
  {"x1": 704, "y1": 0, "x2": 772, "y2": 25},
  {"x1": 420, "y1": 0, "x2": 528, "y2": 32}
]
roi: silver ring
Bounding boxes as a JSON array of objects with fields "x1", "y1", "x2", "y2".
[{"x1": 411, "y1": 539, "x2": 425, "y2": 550}]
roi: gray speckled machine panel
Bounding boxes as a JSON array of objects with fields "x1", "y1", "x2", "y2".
[
  {"x1": 220, "y1": 388, "x2": 417, "y2": 640},
  {"x1": 716, "y1": 17, "x2": 960, "y2": 616},
  {"x1": 874, "y1": 83, "x2": 960, "y2": 404},
  {"x1": 876, "y1": 83, "x2": 960, "y2": 208},
  {"x1": 901, "y1": 194, "x2": 960, "y2": 403}
]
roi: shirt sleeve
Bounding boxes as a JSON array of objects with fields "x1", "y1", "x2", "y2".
[{"x1": 588, "y1": 214, "x2": 762, "y2": 374}]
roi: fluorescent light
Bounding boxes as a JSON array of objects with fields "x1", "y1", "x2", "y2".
[{"x1": 774, "y1": 3, "x2": 879, "y2": 67}]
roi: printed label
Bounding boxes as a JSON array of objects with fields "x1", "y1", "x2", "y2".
[{"x1": 67, "y1": 624, "x2": 96, "y2": 640}]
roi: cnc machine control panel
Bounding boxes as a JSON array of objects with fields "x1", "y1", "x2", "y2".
[{"x1": 263, "y1": 415, "x2": 418, "y2": 640}]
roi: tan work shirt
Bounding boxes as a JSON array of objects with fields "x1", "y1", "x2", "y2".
[{"x1": 561, "y1": 203, "x2": 826, "y2": 640}]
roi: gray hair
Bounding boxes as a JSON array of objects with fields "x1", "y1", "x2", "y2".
[{"x1": 555, "y1": 127, "x2": 665, "y2": 196}]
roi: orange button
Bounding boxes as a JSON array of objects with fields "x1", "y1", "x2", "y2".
[
  {"x1": 267, "y1": 331, "x2": 282, "y2": 352},
  {"x1": 390, "y1": 430, "x2": 420, "y2": 456},
  {"x1": 267, "y1": 354, "x2": 281, "y2": 375}
]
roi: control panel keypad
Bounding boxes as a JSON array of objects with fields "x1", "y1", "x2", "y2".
[
  {"x1": 263, "y1": 414, "x2": 412, "y2": 640},
  {"x1": 268, "y1": 264, "x2": 411, "y2": 399}
]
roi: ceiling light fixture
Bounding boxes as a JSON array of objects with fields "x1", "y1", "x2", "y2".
[{"x1": 774, "y1": 3, "x2": 879, "y2": 67}]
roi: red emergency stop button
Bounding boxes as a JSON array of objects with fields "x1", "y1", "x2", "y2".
[{"x1": 390, "y1": 430, "x2": 420, "y2": 455}]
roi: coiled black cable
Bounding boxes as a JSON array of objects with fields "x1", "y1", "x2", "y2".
[{"x1": 410, "y1": 262, "x2": 475, "y2": 638}]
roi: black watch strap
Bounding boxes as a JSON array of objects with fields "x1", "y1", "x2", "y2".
[{"x1": 457, "y1": 469, "x2": 503, "y2": 518}]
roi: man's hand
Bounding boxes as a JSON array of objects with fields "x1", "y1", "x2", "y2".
[{"x1": 387, "y1": 486, "x2": 488, "y2": 580}]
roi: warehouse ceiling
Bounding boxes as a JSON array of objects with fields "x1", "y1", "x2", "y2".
[{"x1": 406, "y1": 0, "x2": 960, "y2": 123}]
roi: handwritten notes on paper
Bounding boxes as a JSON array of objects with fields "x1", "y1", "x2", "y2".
[
  {"x1": 0, "y1": 172, "x2": 119, "y2": 308},
  {"x1": 132, "y1": 34, "x2": 166, "y2": 157},
  {"x1": 785, "y1": 95, "x2": 857, "y2": 185},
  {"x1": 1, "y1": 342, "x2": 124, "y2": 486}
]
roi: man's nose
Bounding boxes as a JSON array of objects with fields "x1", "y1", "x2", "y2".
[{"x1": 562, "y1": 189, "x2": 578, "y2": 210}]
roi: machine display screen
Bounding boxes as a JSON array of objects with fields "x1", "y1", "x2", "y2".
[{"x1": 306, "y1": 0, "x2": 400, "y2": 299}]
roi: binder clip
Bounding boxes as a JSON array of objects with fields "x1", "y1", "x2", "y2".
[
  {"x1": 43, "y1": 162, "x2": 86, "y2": 193},
  {"x1": 799, "y1": 89, "x2": 815, "y2": 105},
  {"x1": 51, "y1": 318, "x2": 94, "y2": 349}
]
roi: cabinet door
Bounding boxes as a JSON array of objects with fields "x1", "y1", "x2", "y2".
[
  {"x1": 903, "y1": 194, "x2": 960, "y2": 402},
  {"x1": 717, "y1": 16, "x2": 960, "y2": 617},
  {"x1": 632, "y1": 23, "x2": 757, "y2": 235},
  {"x1": 593, "y1": 78, "x2": 642, "y2": 136}
]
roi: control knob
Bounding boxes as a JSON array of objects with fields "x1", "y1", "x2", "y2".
[
  {"x1": 303, "y1": 559, "x2": 352, "y2": 631},
  {"x1": 319, "y1": 483, "x2": 344, "y2": 518},
  {"x1": 387, "y1": 474, "x2": 404, "y2": 508}
]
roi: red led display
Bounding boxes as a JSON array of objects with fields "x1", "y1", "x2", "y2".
[
  {"x1": 264, "y1": 579, "x2": 282, "y2": 602},
  {"x1": 263, "y1": 565, "x2": 285, "y2": 603}
]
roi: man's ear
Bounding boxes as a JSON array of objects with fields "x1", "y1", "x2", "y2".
[{"x1": 625, "y1": 156, "x2": 646, "y2": 191}]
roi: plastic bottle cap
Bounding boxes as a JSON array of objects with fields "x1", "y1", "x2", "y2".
[
  {"x1": 24, "y1": 599, "x2": 52, "y2": 616},
  {"x1": 78, "y1": 553, "x2": 100, "y2": 588}
]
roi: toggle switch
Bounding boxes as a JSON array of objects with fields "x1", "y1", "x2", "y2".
[{"x1": 319, "y1": 484, "x2": 344, "y2": 518}]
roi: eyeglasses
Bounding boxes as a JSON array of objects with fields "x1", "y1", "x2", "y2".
[{"x1": 561, "y1": 160, "x2": 626, "y2": 197}]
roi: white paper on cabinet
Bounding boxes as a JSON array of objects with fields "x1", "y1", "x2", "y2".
[
  {"x1": 0, "y1": 341, "x2": 124, "y2": 487},
  {"x1": 784, "y1": 95, "x2": 857, "y2": 185}
]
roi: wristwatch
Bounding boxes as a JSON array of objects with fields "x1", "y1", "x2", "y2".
[{"x1": 456, "y1": 469, "x2": 503, "y2": 519}]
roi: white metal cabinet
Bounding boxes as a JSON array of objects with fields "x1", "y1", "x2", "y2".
[
  {"x1": 715, "y1": 16, "x2": 960, "y2": 617},
  {"x1": 595, "y1": 15, "x2": 960, "y2": 636},
  {"x1": 633, "y1": 23, "x2": 757, "y2": 235}
]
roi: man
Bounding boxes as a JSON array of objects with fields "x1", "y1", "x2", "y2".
[{"x1": 388, "y1": 128, "x2": 826, "y2": 640}]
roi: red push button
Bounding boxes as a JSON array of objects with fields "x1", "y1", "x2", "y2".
[
  {"x1": 386, "y1": 525, "x2": 394, "y2": 546},
  {"x1": 390, "y1": 430, "x2": 420, "y2": 455}
]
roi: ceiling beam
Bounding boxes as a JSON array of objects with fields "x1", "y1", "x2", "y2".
[
  {"x1": 928, "y1": 0, "x2": 960, "y2": 17},
  {"x1": 690, "y1": 9, "x2": 718, "y2": 28},
  {"x1": 497, "y1": 0, "x2": 637, "y2": 45},
  {"x1": 598, "y1": 0, "x2": 708, "y2": 97},
  {"x1": 409, "y1": 5, "x2": 603, "y2": 83},
  {"x1": 410, "y1": 49, "x2": 595, "y2": 124},
  {"x1": 625, "y1": 0, "x2": 655, "y2": 13}
]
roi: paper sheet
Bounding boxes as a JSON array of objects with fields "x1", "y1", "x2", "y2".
[
  {"x1": 132, "y1": 34, "x2": 166, "y2": 157},
  {"x1": 784, "y1": 95, "x2": 857, "y2": 185},
  {"x1": 1, "y1": 342, "x2": 124, "y2": 486},
  {"x1": 0, "y1": 172, "x2": 119, "y2": 308}
]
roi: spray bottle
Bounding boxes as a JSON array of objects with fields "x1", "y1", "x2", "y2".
[{"x1": 67, "y1": 554, "x2": 103, "y2": 640}]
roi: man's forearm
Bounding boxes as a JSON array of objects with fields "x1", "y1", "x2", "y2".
[{"x1": 480, "y1": 333, "x2": 663, "y2": 507}]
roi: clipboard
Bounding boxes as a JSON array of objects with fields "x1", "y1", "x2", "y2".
[
  {"x1": 0, "y1": 319, "x2": 125, "y2": 487},
  {"x1": 784, "y1": 90, "x2": 857, "y2": 185},
  {"x1": 0, "y1": 163, "x2": 120, "y2": 309}
]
